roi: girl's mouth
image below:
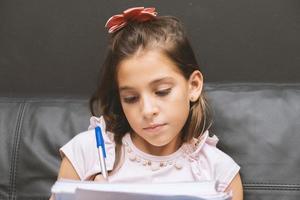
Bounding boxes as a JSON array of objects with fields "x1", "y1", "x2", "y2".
[{"x1": 143, "y1": 123, "x2": 167, "y2": 132}]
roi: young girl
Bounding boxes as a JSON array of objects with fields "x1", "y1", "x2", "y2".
[{"x1": 57, "y1": 7, "x2": 243, "y2": 199}]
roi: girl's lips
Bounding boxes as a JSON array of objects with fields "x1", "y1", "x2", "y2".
[{"x1": 143, "y1": 123, "x2": 167, "y2": 131}]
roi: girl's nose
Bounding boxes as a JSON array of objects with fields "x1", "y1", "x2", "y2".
[{"x1": 141, "y1": 95, "x2": 159, "y2": 119}]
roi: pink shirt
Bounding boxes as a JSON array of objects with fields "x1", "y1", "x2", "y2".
[{"x1": 60, "y1": 116, "x2": 240, "y2": 192}]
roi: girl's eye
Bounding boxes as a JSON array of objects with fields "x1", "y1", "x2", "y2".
[
  {"x1": 123, "y1": 96, "x2": 139, "y2": 104},
  {"x1": 155, "y1": 88, "x2": 171, "y2": 96}
]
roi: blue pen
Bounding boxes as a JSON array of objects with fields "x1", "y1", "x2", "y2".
[{"x1": 95, "y1": 126, "x2": 108, "y2": 180}]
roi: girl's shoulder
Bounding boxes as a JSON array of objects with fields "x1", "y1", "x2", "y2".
[
  {"x1": 186, "y1": 130, "x2": 240, "y2": 191},
  {"x1": 64, "y1": 116, "x2": 116, "y2": 152},
  {"x1": 188, "y1": 130, "x2": 233, "y2": 162},
  {"x1": 59, "y1": 116, "x2": 116, "y2": 180}
]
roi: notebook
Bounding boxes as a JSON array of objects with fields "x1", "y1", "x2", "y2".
[{"x1": 51, "y1": 179, "x2": 232, "y2": 200}]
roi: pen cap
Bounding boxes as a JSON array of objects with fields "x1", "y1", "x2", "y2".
[{"x1": 95, "y1": 126, "x2": 107, "y2": 157}]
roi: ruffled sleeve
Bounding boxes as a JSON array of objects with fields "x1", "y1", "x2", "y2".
[
  {"x1": 187, "y1": 131, "x2": 240, "y2": 192},
  {"x1": 59, "y1": 116, "x2": 116, "y2": 180}
]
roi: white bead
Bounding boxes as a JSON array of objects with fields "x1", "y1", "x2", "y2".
[
  {"x1": 160, "y1": 162, "x2": 165, "y2": 167},
  {"x1": 142, "y1": 160, "x2": 148, "y2": 166},
  {"x1": 174, "y1": 162, "x2": 183, "y2": 170},
  {"x1": 129, "y1": 154, "x2": 136, "y2": 161},
  {"x1": 127, "y1": 148, "x2": 132, "y2": 153},
  {"x1": 151, "y1": 163, "x2": 160, "y2": 171}
]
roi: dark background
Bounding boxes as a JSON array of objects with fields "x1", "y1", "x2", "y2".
[{"x1": 1, "y1": 0, "x2": 299, "y2": 97}]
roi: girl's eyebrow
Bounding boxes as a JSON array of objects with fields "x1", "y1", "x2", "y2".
[{"x1": 119, "y1": 77, "x2": 174, "y2": 92}]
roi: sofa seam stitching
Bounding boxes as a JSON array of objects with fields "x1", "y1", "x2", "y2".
[
  {"x1": 243, "y1": 183, "x2": 300, "y2": 191},
  {"x1": 244, "y1": 183, "x2": 300, "y2": 186},
  {"x1": 8, "y1": 101, "x2": 26, "y2": 200}
]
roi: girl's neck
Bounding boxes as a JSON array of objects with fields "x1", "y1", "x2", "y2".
[{"x1": 130, "y1": 132, "x2": 183, "y2": 156}]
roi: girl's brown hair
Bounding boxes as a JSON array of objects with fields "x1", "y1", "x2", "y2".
[{"x1": 90, "y1": 16, "x2": 212, "y2": 168}]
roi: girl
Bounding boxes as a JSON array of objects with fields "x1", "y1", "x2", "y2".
[{"x1": 57, "y1": 7, "x2": 243, "y2": 200}]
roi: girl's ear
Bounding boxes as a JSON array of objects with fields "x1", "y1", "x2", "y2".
[{"x1": 188, "y1": 70, "x2": 203, "y2": 102}]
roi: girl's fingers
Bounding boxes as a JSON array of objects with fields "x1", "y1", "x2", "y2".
[{"x1": 94, "y1": 174, "x2": 108, "y2": 182}]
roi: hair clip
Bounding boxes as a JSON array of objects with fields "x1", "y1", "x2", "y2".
[{"x1": 105, "y1": 7, "x2": 157, "y2": 33}]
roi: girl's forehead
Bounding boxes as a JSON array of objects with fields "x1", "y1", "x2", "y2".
[{"x1": 117, "y1": 51, "x2": 184, "y2": 88}]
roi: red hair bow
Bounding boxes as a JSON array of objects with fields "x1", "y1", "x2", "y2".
[{"x1": 105, "y1": 7, "x2": 157, "y2": 33}]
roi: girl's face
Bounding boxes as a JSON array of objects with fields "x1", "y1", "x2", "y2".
[{"x1": 117, "y1": 50, "x2": 202, "y2": 156}]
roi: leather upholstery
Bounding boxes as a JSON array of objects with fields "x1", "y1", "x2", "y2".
[{"x1": 1, "y1": 83, "x2": 299, "y2": 199}]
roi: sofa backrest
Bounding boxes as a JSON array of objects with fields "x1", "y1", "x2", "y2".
[
  {"x1": 1, "y1": 83, "x2": 299, "y2": 200},
  {"x1": 1, "y1": 0, "x2": 299, "y2": 98}
]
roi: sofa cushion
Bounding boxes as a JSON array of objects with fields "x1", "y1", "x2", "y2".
[
  {"x1": 0, "y1": 83, "x2": 299, "y2": 199},
  {"x1": 207, "y1": 83, "x2": 300, "y2": 199}
]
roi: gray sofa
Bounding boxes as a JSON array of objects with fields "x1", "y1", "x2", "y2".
[{"x1": 1, "y1": 83, "x2": 300, "y2": 200}]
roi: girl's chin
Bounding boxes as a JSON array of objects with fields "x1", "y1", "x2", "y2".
[
  {"x1": 145, "y1": 135, "x2": 178, "y2": 148},
  {"x1": 136, "y1": 134, "x2": 171, "y2": 147},
  {"x1": 146, "y1": 140, "x2": 170, "y2": 147}
]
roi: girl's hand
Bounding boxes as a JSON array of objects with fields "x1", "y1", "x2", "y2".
[{"x1": 93, "y1": 174, "x2": 109, "y2": 182}]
